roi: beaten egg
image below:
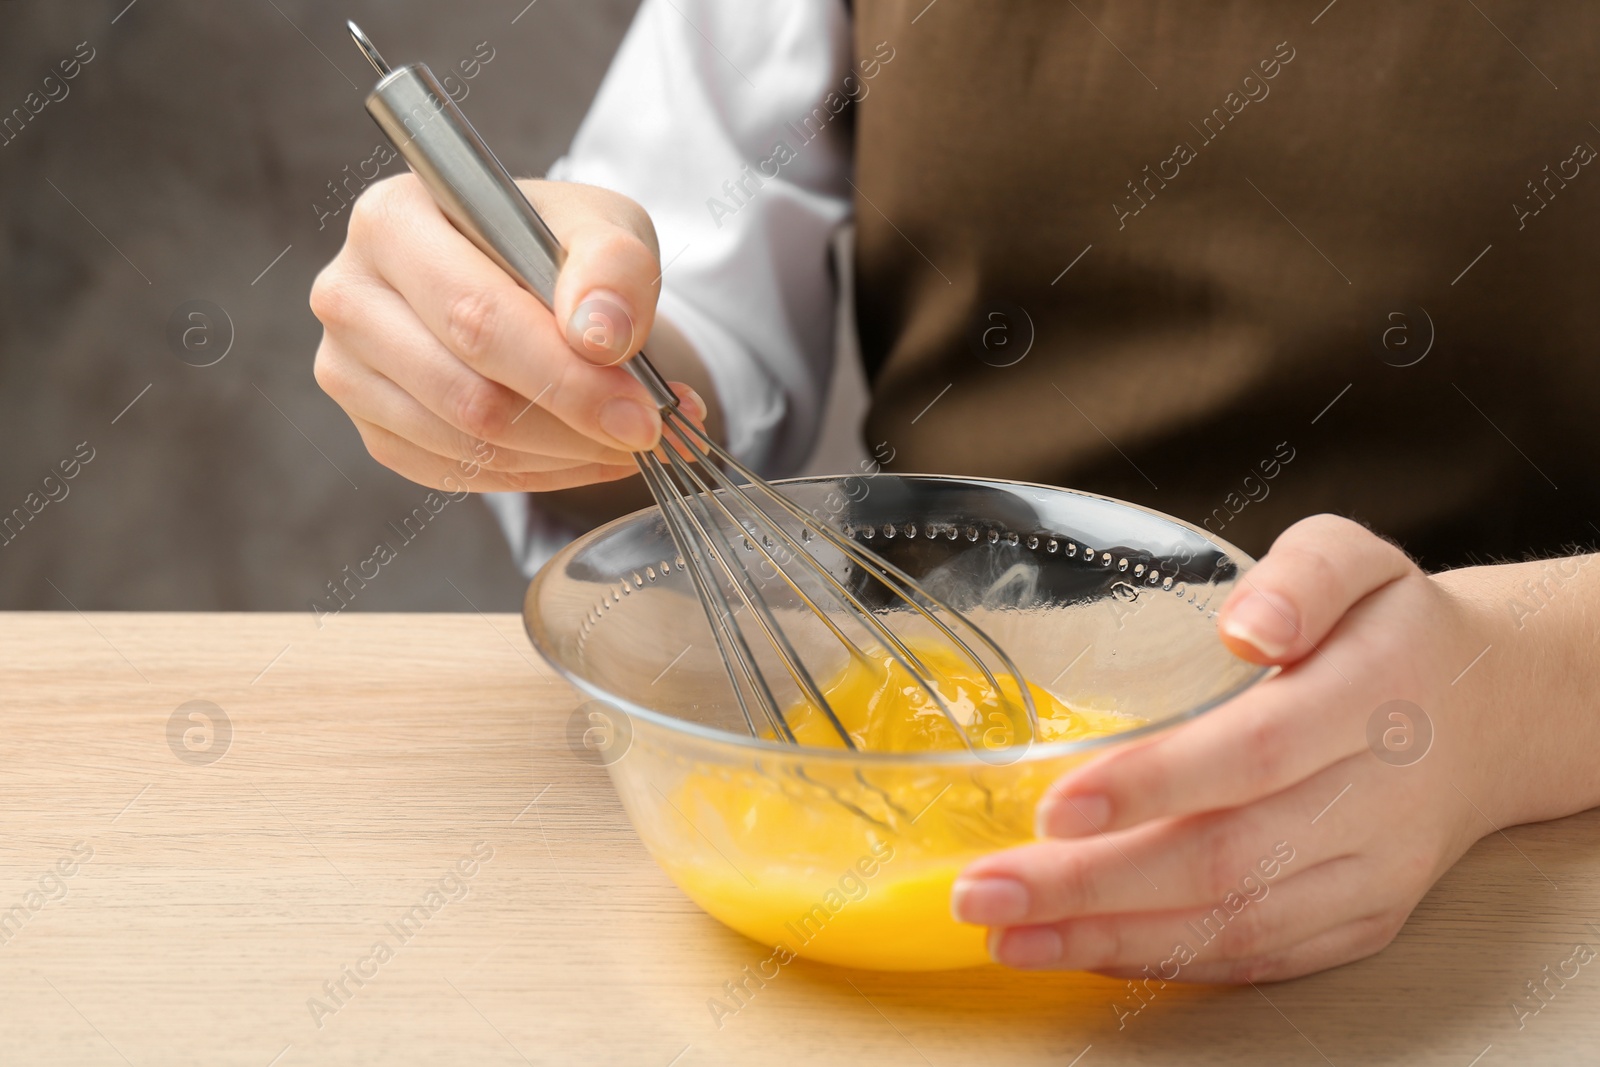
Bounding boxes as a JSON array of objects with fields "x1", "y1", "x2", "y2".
[{"x1": 657, "y1": 643, "x2": 1142, "y2": 969}]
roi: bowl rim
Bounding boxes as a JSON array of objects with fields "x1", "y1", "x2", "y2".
[{"x1": 523, "y1": 473, "x2": 1269, "y2": 767}]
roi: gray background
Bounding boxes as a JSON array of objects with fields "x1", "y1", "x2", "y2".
[{"x1": 0, "y1": 0, "x2": 865, "y2": 613}]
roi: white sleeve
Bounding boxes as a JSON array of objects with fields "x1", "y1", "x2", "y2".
[
  {"x1": 554, "y1": 0, "x2": 853, "y2": 473},
  {"x1": 487, "y1": 0, "x2": 854, "y2": 575}
]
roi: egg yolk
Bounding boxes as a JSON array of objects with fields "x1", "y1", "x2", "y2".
[{"x1": 656, "y1": 644, "x2": 1142, "y2": 970}]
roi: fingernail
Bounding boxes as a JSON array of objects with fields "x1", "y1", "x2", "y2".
[
  {"x1": 1220, "y1": 590, "x2": 1300, "y2": 659},
  {"x1": 989, "y1": 926, "x2": 1063, "y2": 968},
  {"x1": 598, "y1": 397, "x2": 660, "y2": 451},
  {"x1": 951, "y1": 877, "x2": 1030, "y2": 925},
  {"x1": 567, "y1": 290, "x2": 637, "y2": 366},
  {"x1": 1036, "y1": 791, "x2": 1111, "y2": 838}
]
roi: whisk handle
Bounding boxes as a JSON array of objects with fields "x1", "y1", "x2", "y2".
[{"x1": 360, "y1": 55, "x2": 678, "y2": 410}]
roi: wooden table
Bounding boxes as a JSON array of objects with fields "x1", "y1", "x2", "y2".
[{"x1": 2, "y1": 612, "x2": 1597, "y2": 1066}]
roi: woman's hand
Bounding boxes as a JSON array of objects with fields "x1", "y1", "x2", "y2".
[
  {"x1": 950, "y1": 514, "x2": 1545, "y2": 983},
  {"x1": 310, "y1": 174, "x2": 710, "y2": 493}
]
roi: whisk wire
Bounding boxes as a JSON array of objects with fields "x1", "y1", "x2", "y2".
[
  {"x1": 661, "y1": 443, "x2": 867, "y2": 663},
  {"x1": 659, "y1": 408, "x2": 1042, "y2": 744},
  {"x1": 640, "y1": 463, "x2": 930, "y2": 827},
  {"x1": 656, "y1": 443, "x2": 857, "y2": 748},
  {"x1": 635, "y1": 452, "x2": 794, "y2": 742},
  {"x1": 659, "y1": 415, "x2": 984, "y2": 753}
]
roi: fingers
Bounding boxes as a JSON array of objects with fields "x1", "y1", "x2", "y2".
[
  {"x1": 1218, "y1": 514, "x2": 1417, "y2": 665},
  {"x1": 1034, "y1": 645, "x2": 1378, "y2": 836},
  {"x1": 657, "y1": 383, "x2": 712, "y2": 464},
  {"x1": 350, "y1": 418, "x2": 636, "y2": 494},
  {"x1": 315, "y1": 285, "x2": 638, "y2": 466},
  {"x1": 313, "y1": 262, "x2": 628, "y2": 462},
  {"x1": 321, "y1": 342, "x2": 634, "y2": 472},
  {"x1": 535, "y1": 180, "x2": 663, "y2": 368},
  {"x1": 668, "y1": 383, "x2": 709, "y2": 430},
  {"x1": 984, "y1": 855, "x2": 1375, "y2": 974},
  {"x1": 951, "y1": 517, "x2": 1449, "y2": 983},
  {"x1": 956, "y1": 759, "x2": 1356, "y2": 923},
  {"x1": 312, "y1": 173, "x2": 714, "y2": 496},
  {"x1": 1038, "y1": 524, "x2": 1437, "y2": 837},
  {"x1": 347, "y1": 175, "x2": 665, "y2": 453},
  {"x1": 1096, "y1": 912, "x2": 1405, "y2": 985}
]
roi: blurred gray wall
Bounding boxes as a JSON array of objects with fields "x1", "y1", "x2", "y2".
[{"x1": 0, "y1": 0, "x2": 643, "y2": 612}]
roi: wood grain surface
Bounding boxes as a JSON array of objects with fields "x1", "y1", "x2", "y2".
[{"x1": 1, "y1": 612, "x2": 1595, "y2": 1066}]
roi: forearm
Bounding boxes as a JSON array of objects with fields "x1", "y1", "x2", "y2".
[{"x1": 1435, "y1": 554, "x2": 1600, "y2": 828}]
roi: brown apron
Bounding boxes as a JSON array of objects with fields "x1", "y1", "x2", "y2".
[{"x1": 851, "y1": 0, "x2": 1600, "y2": 568}]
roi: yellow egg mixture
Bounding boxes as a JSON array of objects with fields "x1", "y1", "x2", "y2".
[{"x1": 657, "y1": 643, "x2": 1142, "y2": 970}]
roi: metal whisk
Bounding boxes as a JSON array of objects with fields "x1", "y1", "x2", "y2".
[{"x1": 350, "y1": 24, "x2": 1038, "y2": 752}]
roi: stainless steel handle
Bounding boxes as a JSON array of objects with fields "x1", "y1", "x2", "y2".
[{"x1": 357, "y1": 36, "x2": 677, "y2": 410}]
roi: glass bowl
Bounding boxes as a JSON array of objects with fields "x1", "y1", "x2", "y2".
[{"x1": 523, "y1": 475, "x2": 1265, "y2": 970}]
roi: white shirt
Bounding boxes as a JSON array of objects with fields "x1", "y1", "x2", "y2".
[{"x1": 486, "y1": 0, "x2": 854, "y2": 574}]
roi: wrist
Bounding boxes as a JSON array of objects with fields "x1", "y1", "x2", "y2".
[{"x1": 1432, "y1": 556, "x2": 1600, "y2": 829}]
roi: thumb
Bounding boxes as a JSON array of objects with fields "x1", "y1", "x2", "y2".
[
  {"x1": 524, "y1": 180, "x2": 662, "y2": 368},
  {"x1": 1218, "y1": 514, "x2": 1417, "y2": 665}
]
